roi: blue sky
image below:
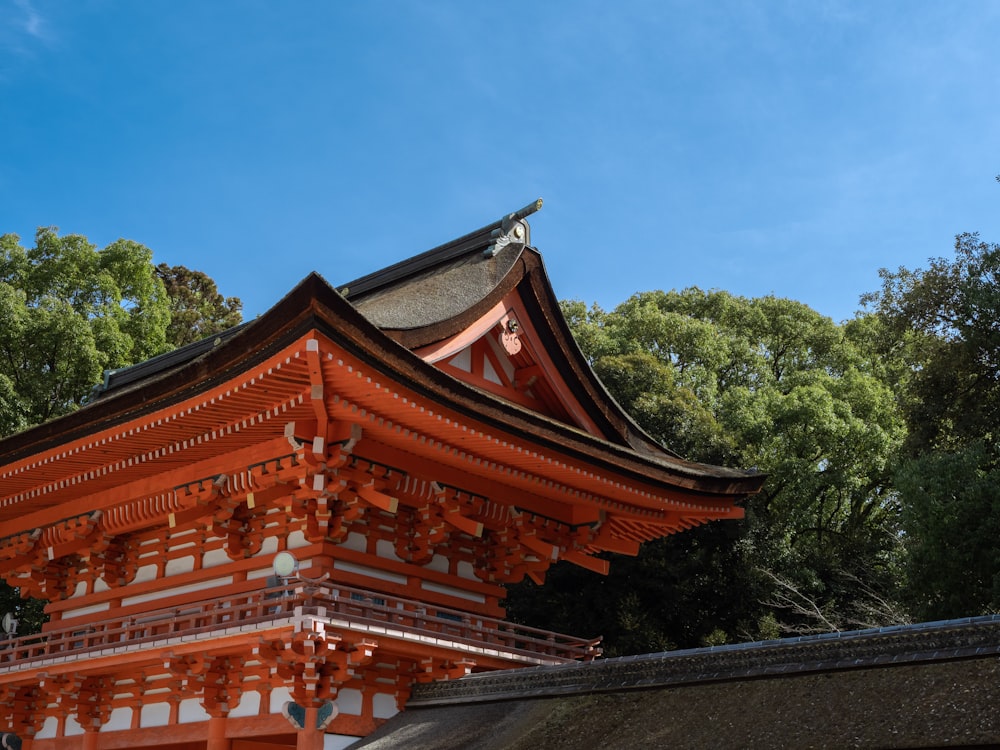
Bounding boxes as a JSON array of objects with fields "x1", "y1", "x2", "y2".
[{"x1": 2, "y1": 1, "x2": 999, "y2": 324}]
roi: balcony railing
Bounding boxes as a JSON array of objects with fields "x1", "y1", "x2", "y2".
[{"x1": 0, "y1": 580, "x2": 601, "y2": 670}]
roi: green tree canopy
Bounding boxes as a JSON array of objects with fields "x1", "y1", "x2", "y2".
[
  {"x1": 509, "y1": 290, "x2": 906, "y2": 652},
  {"x1": 865, "y1": 232, "x2": 1000, "y2": 619},
  {"x1": 0, "y1": 228, "x2": 172, "y2": 436}
]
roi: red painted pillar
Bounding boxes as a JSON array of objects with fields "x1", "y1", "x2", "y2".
[
  {"x1": 81, "y1": 730, "x2": 99, "y2": 750},
  {"x1": 296, "y1": 706, "x2": 324, "y2": 750},
  {"x1": 206, "y1": 716, "x2": 231, "y2": 750}
]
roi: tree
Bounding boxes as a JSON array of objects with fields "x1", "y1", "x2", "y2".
[
  {"x1": 508, "y1": 290, "x2": 906, "y2": 653},
  {"x1": 156, "y1": 263, "x2": 242, "y2": 347},
  {"x1": 0, "y1": 228, "x2": 172, "y2": 436},
  {"x1": 864, "y1": 233, "x2": 1000, "y2": 619}
]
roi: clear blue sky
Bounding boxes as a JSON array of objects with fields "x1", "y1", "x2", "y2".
[{"x1": 3, "y1": 1, "x2": 999, "y2": 324}]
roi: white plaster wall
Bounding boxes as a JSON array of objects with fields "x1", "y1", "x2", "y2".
[
  {"x1": 450, "y1": 347, "x2": 472, "y2": 372},
  {"x1": 334, "y1": 560, "x2": 406, "y2": 585},
  {"x1": 287, "y1": 530, "x2": 308, "y2": 549},
  {"x1": 248, "y1": 565, "x2": 273, "y2": 580},
  {"x1": 165, "y1": 556, "x2": 195, "y2": 576},
  {"x1": 229, "y1": 690, "x2": 261, "y2": 718},
  {"x1": 421, "y1": 579, "x2": 485, "y2": 603},
  {"x1": 375, "y1": 539, "x2": 402, "y2": 562},
  {"x1": 261, "y1": 535, "x2": 279, "y2": 554},
  {"x1": 104, "y1": 706, "x2": 132, "y2": 731},
  {"x1": 179, "y1": 698, "x2": 210, "y2": 723},
  {"x1": 134, "y1": 563, "x2": 158, "y2": 584},
  {"x1": 337, "y1": 688, "x2": 362, "y2": 715},
  {"x1": 64, "y1": 715, "x2": 83, "y2": 736},
  {"x1": 373, "y1": 693, "x2": 399, "y2": 720},
  {"x1": 35, "y1": 716, "x2": 59, "y2": 739},
  {"x1": 141, "y1": 702, "x2": 171, "y2": 727},
  {"x1": 270, "y1": 686, "x2": 293, "y2": 713},
  {"x1": 62, "y1": 601, "x2": 110, "y2": 619},
  {"x1": 343, "y1": 532, "x2": 367, "y2": 552},
  {"x1": 122, "y1": 576, "x2": 232, "y2": 607},
  {"x1": 202, "y1": 547, "x2": 231, "y2": 569},
  {"x1": 482, "y1": 357, "x2": 502, "y2": 385},
  {"x1": 427, "y1": 554, "x2": 449, "y2": 574},
  {"x1": 457, "y1": 560, "x2": 477, "y2": 581}
]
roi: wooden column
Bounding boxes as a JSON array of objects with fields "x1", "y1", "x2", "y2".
[
  {"x1": 81, "y1": 731, "x2": 99, "y2": 750},
  {"x1": 206, "y1": 716, "x2": 230, "y2": 750},
  {"x1": 296, "y1": 707, "x2": 323, "y2": 750}
]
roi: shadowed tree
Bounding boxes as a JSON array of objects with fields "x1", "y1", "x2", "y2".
[
  {"x1": 865, "y1": 232, "x2": 1000, "y2": 619},
  {"x1": 156, "y1": 263, "x2": 243, "y2": 347}
]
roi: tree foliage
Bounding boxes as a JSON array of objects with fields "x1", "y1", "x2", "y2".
[
  {"x1": 156, "y1": 263, "x2": 243, "y2": 347},
  {"x1": 0, "y1": 228, "x2": 171, "y2": 436},
  {"x1": 865, "y1": 233, "x2": 1000, "y2": 619},
  {"x1": 508, "y1": 290, "x2": 906, "y2": 652}
]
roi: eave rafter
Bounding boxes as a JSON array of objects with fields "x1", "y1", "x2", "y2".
[{"x1": 0, "y1": 344, "x2": 320, "y2": 522}]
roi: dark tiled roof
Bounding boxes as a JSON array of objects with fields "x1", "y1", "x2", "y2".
[
  {"x1": 92, "y1": 202, "x2": 541, "y2": 397},
  {"x1": 348, "y1": 241, "x2": 524, "y2": 330},
  {"x1": 351, "y1": 616, "x2": 1000, "y2": 750},
  {"x1": 95, "y1": 321, "x2": 253, "y2": 396},
  {"x1": 341, "y1": 199, "x2": 542, "y2": 302}
]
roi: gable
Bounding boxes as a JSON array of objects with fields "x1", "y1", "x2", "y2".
[{"x1": 414, "y1": 295, "x2": 602, "y2": 435}]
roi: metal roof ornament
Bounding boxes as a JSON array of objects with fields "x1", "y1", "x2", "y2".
[{"x1": 484, "y1": 198, "x2": 543, "y2": 258}]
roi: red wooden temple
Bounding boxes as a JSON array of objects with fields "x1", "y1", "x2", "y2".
[{"x1": 0, "y1": 203, "x2": 763, "y2": 749}]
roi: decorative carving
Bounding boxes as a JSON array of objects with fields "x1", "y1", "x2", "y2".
[
  {"x1": 94, "y1": 535, "x2": 140, "y2": 588},
  {"x1": 14, "y1": 553, "x2": 85, "y2": 600},
  {"x1": 0, "y1": 684, "x2": 48, "y2": 738},
  {"x1": 474, "y1": 528, "x2": 548, "y2": 585},
  {"x1": 165, "y1": 652, "x2": 245, "y2": 718},
  {"x1": 258, "y1": 628, "x2": 377, "y2": 707},
  {"x1": 201, "y1": 655, "x2": 245, "y2": 718},
  {"x1": 394, "y1": 507, "x2": 444, "y2": 565},
  {"x1": 69, "y1": 675, "x2": 114, "y2": 731}
]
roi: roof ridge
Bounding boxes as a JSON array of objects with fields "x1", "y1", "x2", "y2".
[{"x1": 341, "y1": 200, "x2": 542, "y2": 301}]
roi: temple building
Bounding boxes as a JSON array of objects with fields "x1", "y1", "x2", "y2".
[{"x1": 0, "y1": 203, "x2": 763, "y2": 749}]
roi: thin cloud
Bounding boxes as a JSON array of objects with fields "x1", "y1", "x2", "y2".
[
  {"x1": 19, "y1": 1, "x2": 43, "y2": 36},
  {"x1": 1, "y1": 0, "x2": 52, "y2": 56}
]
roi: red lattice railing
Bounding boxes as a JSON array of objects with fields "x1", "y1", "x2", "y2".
[{"x1": 0, "y1": 580, "x2": 600, "y2": 669}]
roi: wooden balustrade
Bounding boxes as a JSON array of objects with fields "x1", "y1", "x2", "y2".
[{"x1": 0, "y1": 581, "x2": 600, "y2": 669}]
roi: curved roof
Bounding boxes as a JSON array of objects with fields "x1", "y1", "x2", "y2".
[{"x1": 0, "y1": 206, "x2": 764, "y2": 511}]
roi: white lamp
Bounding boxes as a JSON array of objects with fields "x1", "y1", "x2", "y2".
[{"x1": 272, "y1": 551, "x2": 299, "y2": 578}]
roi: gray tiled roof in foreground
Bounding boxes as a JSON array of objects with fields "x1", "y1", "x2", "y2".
[{"x1": 350, "y1": 615, "x2": 1000, "y2": 750}]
